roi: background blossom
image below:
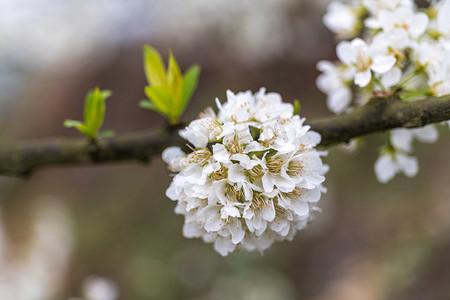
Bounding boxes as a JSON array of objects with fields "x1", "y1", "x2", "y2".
[{"x1": 318, "y1": 0, "x2": 449, "y2": 183}]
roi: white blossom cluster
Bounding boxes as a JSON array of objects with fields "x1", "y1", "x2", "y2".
[
  {"x1": 162, "y1": 89, "x2": 327, "y2": 256},
  {"x1": 318, "y1": 0, "x2": 449, "y2": 182}
]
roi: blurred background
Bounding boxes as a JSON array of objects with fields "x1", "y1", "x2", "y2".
[{"x1": 0, "y1": 0, "x2": 449, "y2": 299}]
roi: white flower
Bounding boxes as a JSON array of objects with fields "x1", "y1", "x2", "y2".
[
  {"x1": 411, "y1": 38, "x2": 450, "y2": 95},
  {"x1": 337, "y1": 38, "x2": 396, "y2": 87},
  {"x1": 323, "y1": 1, "x2": 360, "y2": 39},
  {"x1": 316, "y1": 0, "x2": 447, "y2": 184},
  {"x1": 217, "y1": 90, "x2": 255, "y2": 124},
  {"x1": 414, "y1": 40, "x2": 449, "y2": 81},
  {"x1": 363, "y1": 0, "x2": 414, "y2": 15},
  {"x1": 377, "y1": 7, "x2": 429, "y2": 39},
  {"x1": 428, "y1": 56, "x2": 450, "y2": 96},
  {"x1": 374, "y1": 124, "x2": 439, "y2": 183},
  {"x1": 363, "y1": 0, "x2": 415, "y2": 29},
  {"x1": 162, "y1": 146, "x2": 186, "y2": 172},
  {"x1": 179, "y1": 116, "x2": 222, "y2": 148},
  {"x1": 318, "y1": 0, "x2": 449, "y2": 103},
  {"x1": 365, "y1": 29, "x2": 412, "y2": 87},
  {"x1": 163, "y1": 89, "x2": 327, "y2": 255},
  {"x1": 430, "y1": 80, "x2": 450, "y2": 96},
  {"x1": 390, "y1": 125, "x2": 439, "y2": 152},
  {"x1": 374, "y1": 150, "x2": 418, "y2": 183},
  {"x1": 253, "y1": 88, "x2": 293, "y2": 122},
  {"x1": 316, "y1": 60, "x2": 353, "y2": 113},
  {"x1": 435, "y1": 0, "x2": 450, "y2": 38}
]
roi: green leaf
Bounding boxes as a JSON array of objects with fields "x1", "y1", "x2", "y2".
[
  {"x1": 88, "y1": 88, "x2": 102, "y2": 135},
  {"x1": 100, "y1": 90, "x2": 113, "y2": 99},
  {"x1": 83, "y1": 90, "x2": 95, "y2": 126},
  {"x1": 92, "y1": 88, "x2": 109, "y2": 135},
  {"x1": 64, "y1": 87, "x2": 113, "y2": 140},
  {"x1": 83, "y1": 87, "x2": 112, "y2": 139},
  {"x1": 64, "y1": 119, "x2": 84, "y2": 129},
  {"x1": 143, "y1": 45, "x2": 167, "y2": 87},
  {"x1": 293, "y1": 99, "x2": 301, "y2": 115},
  {"x1": 139, "y1": 100, "x2": 165, "y2": 114},
  {"x1": 141, "y1": 46, "x2": 201, "y2": 125},
  {"x1": 99, "y1": 129, "x2": 116, "y2": 138},
  {"x1": 144, "y1": 86, "x2": 172, "y2": 114},
  {"x1": 180, "y1": 65, "x2": 200, "y2": 113},
  {"x1": 167, "y1": 50, "x2": 183, "y2": 112}
]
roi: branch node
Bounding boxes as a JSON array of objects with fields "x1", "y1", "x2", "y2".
[{"x1": 87, "y1": 139, "x2": 101, "y2": 162}]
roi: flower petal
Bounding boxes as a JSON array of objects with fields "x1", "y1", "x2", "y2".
[
  {"x1": 381, "y1": 66, "x2": 402, "y2": 87},
  {"x1": 337, "y1": 41, "x2": 356, "y2": 65},
  {"x1": 182, "y1": 223, "x2": 202, "y2": 238},
  {"x1": 410, "y1": 12, "x2": 429, "y2": 37},
  {"x1": 228, "y1": 164, "x2": 246, "y2": 183},
  {"x1": 214, "y1": 237, "x2": 236, "y2": 256},
  {"x1": 354, "y1": 69, "x2": 372, "y2": 87},
  {"x1": 212, "y1": 144, "x2": 230, "y2": 163},
  {"x1": 328, "y1": 87, "x2": 352, "y2": 114},
  {"x1": 292, "y1": 200, "x2": 309, "y2": 216},
  {"x1": 412, "y1": 125, "x2": 438, "y2": 144},
  {"x1": 228, "y1": 220, "x2": 245, "y2": 244},
  {"x1": 371, "y1": 55, "x2": 396, "y2": 74},
  {"x1": 397, "y1": 153, "x2": 418, "y2": 177},
  {"x1": 262, "y1": 201, "x2": 276, "y2": 222},
  {"x1": 374, "y1": 154, "x2": 397, "y2": 183},
  {"x1": 391, "y1": 128, "x2": 413, "y2": 152}
]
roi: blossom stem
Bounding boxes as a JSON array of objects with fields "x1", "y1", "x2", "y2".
[
  {"x1": 402, "y1": 89, "x2": 430, "y2": 101},
  {"x1": 374, "y1": 77, "x2": 387, "y2": 92},
  {"x1": 397, "y1": 69, "x2": 422, "y2": 88}
]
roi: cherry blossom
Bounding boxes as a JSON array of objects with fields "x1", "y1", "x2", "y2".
[
  {"x1": 336, "y1": 38, "x2": 396, "y2": 87},
  {"x1": 163, "y1": 89, "x2": 327, "y2": 255},
  {"x1": 323, "y1": 1, "x2": 361, "y2": 38},
  {"x1": 318, "y1": 0, "x2": 449, "y2": 183},
  {"x1": 374, "y1": 150, "x2": 418, "y2": 183}
]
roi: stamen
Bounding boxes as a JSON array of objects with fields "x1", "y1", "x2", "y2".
[
  {"x1": 245, "y1": 165, "x2": 264, "y2": 183},
  {"x1": 199, "y1": 106, "x2": 216, "y2": 119},
  {"x1": 251, "y1": 192, "x2": 265, "y2": 210},
  {"x1": 210, "y1": 165, "x2": 228, "y2": 180},
  {"x1": 287, "y1": 161, "x2": 303, "y2": 177},
  {"x1": 266, "y1": 156, "x2": 284, "y2": 175},
  {"x1": 224, "y1": 184, "x2": 244, "y2": 202},
  {"x1": 187, "y1": 148, "x2": 211, "y2": 166},
  {"x1": 259, "y1": 129, "x2": 279, "y2": 147},
  {"x1": 228, "y1": 134, "x2": 244, "y2": 154},
  {"x1": 281, "y1": 187, "x2": 303, "y2": 201}
]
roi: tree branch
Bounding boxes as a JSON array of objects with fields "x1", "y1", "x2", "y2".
[
  {"x1": 0, "y1": 128, "x2": 183, "y2": 177},
  {"x1": 310, "y1": 95, "x2": 450, "y2": 145},
  {"x1": 0, "y1": 95, "x2": 449, "y2": 177}
]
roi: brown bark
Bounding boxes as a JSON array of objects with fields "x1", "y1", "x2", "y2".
[{"x1": 0, "y1": 95, "x2": 448, "y2": 177}]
